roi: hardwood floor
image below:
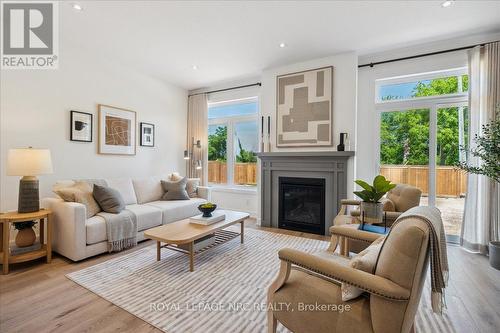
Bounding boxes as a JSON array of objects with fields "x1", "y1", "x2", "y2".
[{"x1": 1, "y1": 219, "x2": 499, "y2": 333}]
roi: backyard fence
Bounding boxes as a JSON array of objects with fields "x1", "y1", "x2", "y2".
[
  {"x1": 380, "y1": 165, "x2": 467, "y2": 197},
  {"x1": 208, "y1": 161, "x2": 257, "y2": 185}
]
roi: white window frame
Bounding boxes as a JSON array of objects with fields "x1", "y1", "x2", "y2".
[
  {"x1": 375, "y1": 68, "x2": 468, "y2": 207},
  {"x1": 208, "y1": 97, "x2": 259, "y2": 189}
]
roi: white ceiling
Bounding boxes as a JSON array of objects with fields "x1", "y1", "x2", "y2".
[{"x1": 62, "y1": 1, "x2": 500, "y2": 90}]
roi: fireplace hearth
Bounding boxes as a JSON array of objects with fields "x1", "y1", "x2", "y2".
[{"x1": 279, "y1": 177, "x2": 325, "y2": 235}]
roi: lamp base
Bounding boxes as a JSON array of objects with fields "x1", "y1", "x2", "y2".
[{"x1": 18, "y1": 176, "x2": 39, "y2": 213}]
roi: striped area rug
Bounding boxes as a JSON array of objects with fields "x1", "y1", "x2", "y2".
[{"x1": 67, "y1": 227, "x2": 455, "y2": 333}]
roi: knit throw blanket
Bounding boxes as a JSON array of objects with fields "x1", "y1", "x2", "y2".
[
  {"x1": 97, "y1": 210, "x2": 137, "y2": 253},
  {"x1": 392, "y1": 206, "x2": 449, "y2": 314}
]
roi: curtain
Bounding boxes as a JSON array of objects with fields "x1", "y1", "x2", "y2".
[
  {"x1": 187, "y1": 94, "x2": 208, "y2": 185},
  {"x1": 461, "y1": 42, "x2": 500, "y2": 254}
]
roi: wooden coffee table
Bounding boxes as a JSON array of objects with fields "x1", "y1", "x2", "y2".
[{"x1": 144, "y1": 210, "x2": 249, "y2": 272}]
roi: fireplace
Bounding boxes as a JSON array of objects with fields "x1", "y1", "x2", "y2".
[{"x1": 278, "y1": 177, "x2": 326, "y2": 235}]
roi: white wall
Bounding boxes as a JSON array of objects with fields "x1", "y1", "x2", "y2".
[{"x1": 0, "y1": 44, "x2": 188, "y2": 211}]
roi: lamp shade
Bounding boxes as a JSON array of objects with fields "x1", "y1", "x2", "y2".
[{"x1": 7, "y1": 148, "x2": 53, "y2": 176}]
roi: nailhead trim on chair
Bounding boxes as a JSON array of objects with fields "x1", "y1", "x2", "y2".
[{"x1": 278, "y1": 256, "x2": 409, "y2": 301}]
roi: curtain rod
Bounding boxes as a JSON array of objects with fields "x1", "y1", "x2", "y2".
[
  {"x1": 358, "y1": 40, "x2": 499, "y2": 68},
  {"x1": 188, "y1": 82, "x2": 262, "y2": 97}
]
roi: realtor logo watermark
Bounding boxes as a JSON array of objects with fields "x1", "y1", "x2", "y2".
[{"x1": 1, "y1": 1, "x2": 58, "y2": 69}]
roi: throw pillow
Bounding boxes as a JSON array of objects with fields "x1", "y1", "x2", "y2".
[
  {"x1": 161, "y1": 177, "x2": 190, "y2": 200},
  {"x1": 341, "y1": 237, "x2": 385, "y2": 301},
  {"x1": 93, "y1": 184, "x2": 126, "y2": 214},
  {"x1": 186, "y1": 178, "x2": 200, "y2": 198},
  {"x1": 54, "y1": 181, "x2": 101, "y2": 218}
]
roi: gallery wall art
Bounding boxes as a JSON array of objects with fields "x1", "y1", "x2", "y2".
[
  {"x1": 276, "y1": 66, "x2": 333, "y2": 147},
  {"x1": 140, "y1": 122, "x2": 155, "y2": 147},
  {"x1": 98, "y1": 104, "x2": 136, "y2": 155},
  {"x1": 70, "y1": 111, "x2": 92, "y2": 142}
]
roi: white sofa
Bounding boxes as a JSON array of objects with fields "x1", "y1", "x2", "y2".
[{"x1": 41, "y1": 175, "x2": 211, "y2": 261}]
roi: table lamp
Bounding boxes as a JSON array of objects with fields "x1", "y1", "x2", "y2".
[{"x1": 7, "y1": 147, "x2": 53, "y2": 213}]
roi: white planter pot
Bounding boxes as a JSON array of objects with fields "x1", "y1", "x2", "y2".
[{"x1": 360, "y1": 202, "x2": 383, "y2": 224}]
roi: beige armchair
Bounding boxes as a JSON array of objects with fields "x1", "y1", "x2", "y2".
[
  {"x1": 335, "y1": 184, "x2": 422, "y2": 226},
  {"x1": 267, "y1": 211, "x2": 433, "y2": 333}
]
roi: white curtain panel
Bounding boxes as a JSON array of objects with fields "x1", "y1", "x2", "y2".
[
  {"x1": 187, "y1": 94, "x2": 208, "y2": 184},
  {"x1": 461, "y1": 42, "x2": 500, "y2": 254}
]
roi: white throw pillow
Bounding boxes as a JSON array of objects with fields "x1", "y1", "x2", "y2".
[
  {"x1": 132, "y1": 177, "x2": 164, "y2": 204},
  {"x1": 105, "y1": 178, "x2": 138, "y2": 205},
  {"x1": 341, "y1": 237, "x2": 385, "y2": 301}
]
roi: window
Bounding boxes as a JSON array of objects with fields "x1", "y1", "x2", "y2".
[
  {"x1": 208, "y1": 97, "x2": 258, "y2": 187},
  {"x1": 376, "y1": 68, "x2": 469, "y2": 239}
]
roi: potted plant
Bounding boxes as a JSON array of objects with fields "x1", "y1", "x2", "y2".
[
  {"x1": 353, "y1": 175, "x2": 396, "y2": 224},
  {"x1": 458, "y1": 107, "x2": 500, "y2": 270},
  {"x1": 14, "y1": 221, "x2": 37, "y2": 247}
]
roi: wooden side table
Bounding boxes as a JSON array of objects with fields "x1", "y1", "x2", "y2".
[{"x1": 0, "y1": 209, "x2": 52, "y2": 274}]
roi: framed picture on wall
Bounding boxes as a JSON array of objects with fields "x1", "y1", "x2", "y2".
[
  {"x1": 98, "y1": 104, "x2": 136, "y2": 155},
  {"x1": 70, "y1": 111, "x2": 93, "y2": 142},
  {"x1": 276, "y1": 66, "x2": 333, "y2": 147},
  {"x1": 140, "y1": 122, "x2": 155, "y2": 147}
]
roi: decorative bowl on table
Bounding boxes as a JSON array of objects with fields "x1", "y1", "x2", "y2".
[{"x1": 198, "y1": 203, "x2": 217, "y2": 217}]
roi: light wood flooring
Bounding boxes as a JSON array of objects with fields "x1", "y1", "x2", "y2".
[{"x1": 1, "y1": 219, "x2": 499, "y2": 333}]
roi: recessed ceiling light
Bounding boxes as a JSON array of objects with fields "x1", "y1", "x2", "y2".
[
  {"x1": 441, "y1": 0, "x2": 454, "y2": 8},
  {"x1": 192, "y1": 65, "x2": 198, "y2": 70},
  {"x1": 72, "y1": 3, "x2": 83, "y2": 11},
  {"x1": 279, "y1": 42, "x2": 287, "y2": 48}
]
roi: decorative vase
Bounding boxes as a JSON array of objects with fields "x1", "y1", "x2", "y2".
[
  {"x1": 15, "y1": 227, "x2": 36, "y2": 247},
  {"x1": 360, "y1": 202, "x2": 383, "y2": 224},
  {"x1": 489, "y1": 241, "x2": 500, "y2": 270}
]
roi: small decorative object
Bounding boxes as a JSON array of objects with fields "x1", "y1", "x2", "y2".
[
  {"x1": 190, "y1": 211, "x2": 226, "y2": 226},
  {"x1": 353, "y1": 175, "x2": 396, "y2": 224},
  {"x1": 337, "y1": 132, "x2": 347, "y2": 151},
  {"x1": 7, "y1": 147, "x2": 53, "y2": 213},
  {"x1": 70, "y1": 111, "x2": 93, "y2": 142},
  {"x1": 276, "y1": 66, "x2": 333, "y2": 147},
  {"x1": 261, "y1": 116, "x2": 265, "y2": 152},
  {"x1": 14, "y1": 221, "x2": 37, "y2": 247},
  {"x1": 458, "y1": 106, "x2": 500, "y2": 269},
  {"x1": 198, "y1": 202, "x2": 217, "y2": 217},
  {"x1": 98, "y1": 104, "x2": 136, "y2": 155},
  {"x1": 267, "y1": 116, "x2": 271, "y2": 152},
  {"x1": 140, "y1": 122, "x2": 155, "y2": 147}
]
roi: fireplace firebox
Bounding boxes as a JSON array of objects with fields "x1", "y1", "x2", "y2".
[{"x1": 278, "y1": 177, "x2": 326, "y2": 235}]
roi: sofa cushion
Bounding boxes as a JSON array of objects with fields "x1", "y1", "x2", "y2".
[
  {"x1": 54, "y1": 181, "x2": 101, "y2": 218},
  {"x1": 86, "y1": 215, "x2": 107, "y2": 245},
  {"x1": 146, "y1": 198, "x2": 206, "y2": 224},
  {"x1": 133, "y1": 177, "x2": 164, "y2": 204},
  {"x1": 93, "y1": 184, "x2": 125, "y2": 214},
  {"x1": 105, "y1": 178, "x2": 137, "y2": 205},
  {"x1": 125, "y1": 204, "x2": 162, "y2": 231},
  {"x1": 161, "y1": 178, "x2": 190, "y2": 200}
]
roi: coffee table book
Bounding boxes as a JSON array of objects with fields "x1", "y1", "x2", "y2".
[{"x1": 190, "y1": 210, "x2": 226, "y2": 225}]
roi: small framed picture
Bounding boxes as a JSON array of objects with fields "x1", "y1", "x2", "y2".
[
  {"x1": 140, "y1": 122, "x2": 155, "y2": 147},
  {"x1": 70, "y1": 111, "x2": 93, "y2": 142}
]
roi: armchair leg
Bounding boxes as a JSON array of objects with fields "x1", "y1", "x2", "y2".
[{"x1": 267, "y1": 312, "x2": 278, "y2": 333}]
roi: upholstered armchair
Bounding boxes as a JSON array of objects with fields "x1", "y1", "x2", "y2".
[
  {"x1": 267, "y1": 210, "x2": 434, "y2": 333},
  {"x1": 335, "y1": 184, "x2": 422, "y2": 227}
]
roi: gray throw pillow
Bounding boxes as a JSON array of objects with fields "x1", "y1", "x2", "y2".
[
  {"x1": 93, "y1": 184, "x2": 125, "y2": 213},
  {"x1": 161, "y1": 177, "x2": 190, "y2": 200}
]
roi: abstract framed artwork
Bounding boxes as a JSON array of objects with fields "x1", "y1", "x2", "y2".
[
  {"x1": 140, "y1": 122, "x2": 155, "y2": 147},
  {"x1": 98, "y1": 104, "x2": 136, "y2": 155},
  {"x1": 276, "y1": 66, "x2": 333, "y2": 147},
  {"x1": 70, "y1": 110, "x2": 93, "y2": 142}
]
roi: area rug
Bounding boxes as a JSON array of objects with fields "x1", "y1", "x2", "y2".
[{"x1": 67, "y1": 228, "x2": 456, "y2": 333}]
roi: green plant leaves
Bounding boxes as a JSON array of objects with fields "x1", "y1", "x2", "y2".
[{"x1": 354, "y1": 175, "x2": 396, "y2": 203}]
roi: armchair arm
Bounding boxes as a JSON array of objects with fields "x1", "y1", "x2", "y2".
[
  {"x1": 278, "y1": 248, "x2": 410, "y2": 301},
  {"x1": 340, "y1": 199, "x2": 361, "y2": 206},
  {"x1": 329, "y1": 225, "x2": 383, "y2": 244},
  {"x1": 197, "y1": 186, "x2": 211, "y2": 201}
]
